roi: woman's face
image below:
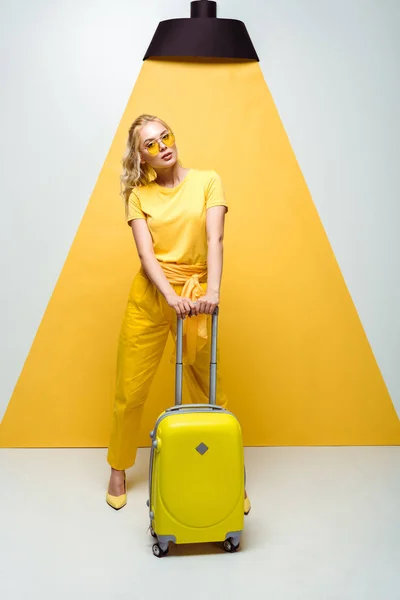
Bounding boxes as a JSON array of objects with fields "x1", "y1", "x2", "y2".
[{"x1": 139, "y1": 121, "x2": 178, "y2": 169}]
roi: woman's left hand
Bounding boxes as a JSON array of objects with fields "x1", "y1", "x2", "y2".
[{"x1": 191, "y1": 292, "x2": 219, "y2": 316}]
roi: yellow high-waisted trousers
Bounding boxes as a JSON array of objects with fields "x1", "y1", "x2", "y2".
[{"x1": 107, "y1": 270, "x2": 227, "y2": 470}]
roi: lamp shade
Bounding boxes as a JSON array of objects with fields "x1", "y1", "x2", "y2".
[{"x1": 143, "y1": 1, "x2": 259, "y2": 61}]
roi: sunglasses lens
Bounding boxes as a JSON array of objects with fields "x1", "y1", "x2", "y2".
[
  {"x1": 162, "y1": 132, "x2": 175, "y2": 147},
  {"x1": 147, "y1": 142, "x2": 158, "y2": 155}
]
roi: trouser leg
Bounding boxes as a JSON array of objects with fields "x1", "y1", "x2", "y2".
[{"x1": 107, "y1": 273, "x2": 169, "y2": 470}]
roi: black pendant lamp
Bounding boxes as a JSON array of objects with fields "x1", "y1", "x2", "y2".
[{"x1": 143, "y1": 0, "x2": 259, "y2": 61}]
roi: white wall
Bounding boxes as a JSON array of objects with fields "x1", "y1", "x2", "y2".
[{"x1": 0, "y1": 0, "x2": 399, "y2": 421}]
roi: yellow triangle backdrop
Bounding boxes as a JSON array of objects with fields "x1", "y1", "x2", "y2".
[{"x1": 1, "y1": 59, "x2": 399, "y2": 447}]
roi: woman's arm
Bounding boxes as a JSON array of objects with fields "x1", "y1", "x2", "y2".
[
  {"x1": 130, "y1": 219, "x2": 193, "y2": 319},
  {"x1": 194, "y1": 205, "x2": 227, "y2": 316}
]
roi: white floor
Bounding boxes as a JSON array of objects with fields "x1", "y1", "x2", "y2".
[{"x1": 1, "y1": 447, "x2": 399, "y2": 600}]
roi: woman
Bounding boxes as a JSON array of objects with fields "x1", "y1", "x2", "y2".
[{"x1": 106, "y1": 114, "x2": 250, "y2": 515}]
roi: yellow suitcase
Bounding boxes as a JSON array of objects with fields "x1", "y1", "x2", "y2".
[{"x1": 147, "y1": 309, "x2": 245, "y2": 557}]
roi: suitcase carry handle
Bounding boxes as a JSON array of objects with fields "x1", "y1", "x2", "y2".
[
  {"x1": 166, "y1": 404, "x2": 224, "y2": 413},
  {"x1": 175, "y1": 307, "x2": 219, "y2": 406}
]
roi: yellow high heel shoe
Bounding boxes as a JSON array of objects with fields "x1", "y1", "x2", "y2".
[
  {"x1": 244, "y1": 492, "x2": 251, "y2": 515},
  {"x1": 106, "y1": 473, "x2": 127, "y2": 511}
]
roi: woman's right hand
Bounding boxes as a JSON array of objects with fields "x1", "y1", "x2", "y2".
[{"x1": 165, "y1": 293, "x2": 194, "y2": 319}]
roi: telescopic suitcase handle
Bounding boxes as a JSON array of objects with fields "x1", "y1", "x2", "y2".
[{"x1": 175, "y1": 307, "x2": 219, "y2": 406}]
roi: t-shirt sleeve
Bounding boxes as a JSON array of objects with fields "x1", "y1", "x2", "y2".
[
  {"x1": 205, "y1": 171, "x2": 228, "y2": 212},
  {"x1": 125, "y1": 189, "x2": 146, "y2": 224}
]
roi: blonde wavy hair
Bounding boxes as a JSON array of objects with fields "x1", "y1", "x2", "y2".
[{"x1": 120, "y1": 113, "x2": 173, "y2": 202}]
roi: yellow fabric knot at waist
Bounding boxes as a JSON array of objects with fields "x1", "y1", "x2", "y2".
[{"x1": 160, "y1": 262, "x2": 208, "y2": 366}]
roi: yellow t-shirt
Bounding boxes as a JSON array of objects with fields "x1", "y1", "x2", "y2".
[{"x1": 125, "y1": 169, "x2": 228, "y2": 265}]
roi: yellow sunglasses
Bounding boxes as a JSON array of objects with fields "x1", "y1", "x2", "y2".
[{"x1": 144, "y1": 131, "x2": 176, "y2": 156}]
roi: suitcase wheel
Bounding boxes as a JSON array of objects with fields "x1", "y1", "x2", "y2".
[
  {"x1": 152, "y1": 543, "x2": 169, "y2": 558},
  {"x1": 223, "y1": 539, "x2": 240, "y2": 553}
]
